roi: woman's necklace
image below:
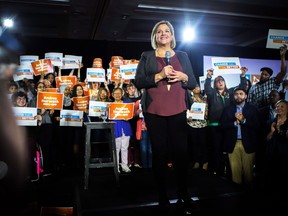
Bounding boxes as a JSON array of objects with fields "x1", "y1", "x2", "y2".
[
  {"x1": 156, "y1": 48, "x2": 173, "y2": 57},
  {"x1": 193, "y1": 95, "x2": 202, "y2": 103}
]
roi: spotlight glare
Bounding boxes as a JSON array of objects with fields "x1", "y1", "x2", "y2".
[
  {"x1": 183, "y1": 27, "x2": 195, "y2": 42},
  {"x1": 3, "y1": 19, "x2": 13, "y2": 28}
]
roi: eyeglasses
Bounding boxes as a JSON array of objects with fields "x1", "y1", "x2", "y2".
[
  {"x1": 17, "y1": 97, "x2": 26, "y2": 101},
  {"x1": 215, "y1": 79, "x2": 224, "y2": 83},
  {"x1": 37, "y1": 86, "x2": 46, "y2": 89}
]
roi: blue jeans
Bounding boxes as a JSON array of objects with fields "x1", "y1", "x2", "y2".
[{"x1": 139, "y1": 130, "x2": 152, "y2": 168}]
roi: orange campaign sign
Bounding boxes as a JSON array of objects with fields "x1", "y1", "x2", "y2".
[
  {"x1": 55, "y1": 76, "x2": 77, "y2": 91},
  {"x1": 73, "y1": 96, "x2": 89, "y2": 111},
  {"x1": 251, "y1": 74, "x2": 261, "y2": 85},
  {"x1": 110, "y1": 67, "x2": 121, "y2": 82},
  {"x1": 31, "y1": 59, "x2": 54, "y2": 76},
  {"x1": 109, "y1": 103, "x2": 134, "y2": 120},
  {"x1": 37, "y1": 92, "x2": 64, "y2": 110},
  {"x1": 45, "y1": 88, "x2": 58, "y2": 92},
  {"x1": 124, "y1": 79, "x2": 130, "y2": 84}
]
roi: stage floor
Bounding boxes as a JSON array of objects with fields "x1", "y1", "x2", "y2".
[{"x1": 12, "y1": 166, "x2": 288, "y2": 216}]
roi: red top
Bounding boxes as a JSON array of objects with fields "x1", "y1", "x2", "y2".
[{"x1": 147, "y1": 55, "x2": 186, "y2": 116}]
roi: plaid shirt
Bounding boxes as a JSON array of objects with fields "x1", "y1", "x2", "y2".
[{"x1": 247, "y1": 77, "x2": 280, "y2": 108}]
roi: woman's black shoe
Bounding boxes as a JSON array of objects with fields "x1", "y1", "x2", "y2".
[{"x1": 176, "y1": 198, "x2": 194, "y2": 215}]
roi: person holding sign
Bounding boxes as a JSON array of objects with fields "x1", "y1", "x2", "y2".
[
  {"x1": 45, "y1": 72, "x2": 56, "y2": 88},
  {"x1": 134, "y1": 20, "x2": 197, "y2": 213},
  {"x1": 86, "y1": 80, "x2": 110, "y2": 101},
  {"x1": 204, "y1": 67, "x2": 248, "y2": 176},
  {"x1": 124, "y1": 83, "x2": 142, "y2": 169},
  {"x1": 110, "y1": 87, "x2": 133, "y2": 173},
  {"x1": 97, "y1": 87, "x2": 111, "y2": 102},
  {"x1": 70, "y1": 84, "x2": 88, "y2": 169},
  {"x1": 12, "y1": 91, "x2": 29, "y2": 107},
  {"x1": 87, "y1": 81, "x2": 100, "y2": 100},
  {"x1": 187, "y1": 84, "x2": 209, "y2": 170},
  {"x1": 247, "y1": 45, "x2": 287, "y2": 109},
  {"x1": 29, "y1": 81, "x2": 55, "y2": 176},
  {"x1": 53, "y1": 85, "x2": 74, "y2": 170},
  {"x1": 12, "y1": 91, "x2": 42, "y2": 125},
  {"x1": 11, "y1": 91, "x2": 41, "y2": 178},
  {"x1": 17, "y1": 78, "x2": 35, "y2": 104}
]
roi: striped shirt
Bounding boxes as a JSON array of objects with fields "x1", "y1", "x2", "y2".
[{"x1": 247, "y1": 77, "x2": 280, "y2": 109}]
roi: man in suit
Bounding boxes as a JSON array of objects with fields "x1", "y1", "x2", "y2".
[{"x1": 220, "y1": 87, "x2": 260, "y2": 188}]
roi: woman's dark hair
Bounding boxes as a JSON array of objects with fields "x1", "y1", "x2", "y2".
[
  {"x1": 71, "y1": 84, "x2": 84, "y2": 97},
  {"x1": 213, "y1": 76, "x2": 230, "y2": 96},
  {"x1": 35, "y1": 81, "x2": 44, "y2": 88},
  {"x1": 246, "y1": 79, "x2": 252, "y2": 93},
  {"x1": 8, "y1": 81, "x2": 18, "y2": 90},
  {"x1": 11, "y1": 91, "x2": 28, "y2": 106},
  {"x1": 45, "y1": 73, "x2": 56, "y2": 87}
]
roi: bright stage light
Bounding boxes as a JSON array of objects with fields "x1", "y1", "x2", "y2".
[
  {"x1": 182, "y1": 27, "x2": 195, "y2": 42},
  {"x1": 3, "y1": 19, "x2": 13, "y2": 28}
]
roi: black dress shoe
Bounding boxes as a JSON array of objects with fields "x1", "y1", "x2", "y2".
[
  {"x1": 177, "y1": 192, "x2": 192, "y2": 205},
  {"x1": 176, "y1": 197, "x2": 194, "y2": 215}
]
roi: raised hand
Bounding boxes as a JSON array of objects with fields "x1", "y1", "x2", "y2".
[
  {"x1": 206, "y1": 68, "x2": 214, "y2": 78},
  {"x1": 280, "y1": 44, "x2": 287, "y2": 56}
]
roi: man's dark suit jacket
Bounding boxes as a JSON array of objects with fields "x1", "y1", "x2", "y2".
[{"x1": 220, "y1": 103, "x2": 260, "y2": 153}]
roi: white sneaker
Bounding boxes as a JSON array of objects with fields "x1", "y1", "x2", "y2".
[
  {"x1": 121, "y1": 165, "x2": 131, "y2": 173},
  {"x1": 134, "y1": 163, "x2": 142, "y2": 168}
]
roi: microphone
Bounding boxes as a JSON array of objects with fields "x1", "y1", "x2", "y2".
[
  {"x1": 165, "y1": 51, "x2": 171, "y2": 65},
  {"x1": 165, "y1": 51, "x2": 171, "y2": 81}
]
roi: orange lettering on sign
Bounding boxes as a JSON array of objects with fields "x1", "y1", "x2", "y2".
[
  {"x1": 37, "y1": 92, "x2": 64, "y2": 110},
  {"x1": 109, "y1": 103, "x2": 134, "y2": 120}
]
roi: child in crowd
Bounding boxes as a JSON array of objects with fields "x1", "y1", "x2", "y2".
[{"x1": 187, "y1": 85, "x2": 209, "y2": 170}]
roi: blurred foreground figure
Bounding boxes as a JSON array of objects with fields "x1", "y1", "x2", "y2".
[{"x1": 0, "y1": 33, "x2": 29, "y2": 215}]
